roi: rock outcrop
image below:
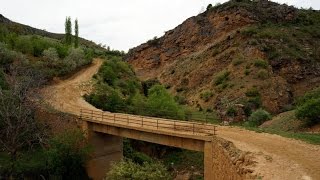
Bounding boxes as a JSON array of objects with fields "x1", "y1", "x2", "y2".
[{"x1": 126, "y1": 0, "x2": 320, "y2": 116}]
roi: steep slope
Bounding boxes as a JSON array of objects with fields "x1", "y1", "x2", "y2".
[
  {"x1": 126, "y1": 0, "x2": 320, "y2": 117},
  {"x1": 0, "y1": 14, "x2": 105, "y2": 51}
]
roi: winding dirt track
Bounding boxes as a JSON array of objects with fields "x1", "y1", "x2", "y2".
[{"x1": 42, "y1": 59, "x2": 320, "y2": 180}]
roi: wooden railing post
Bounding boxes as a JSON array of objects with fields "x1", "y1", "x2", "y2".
[
  {"x1": 157, "y1": 119, "x2": 158, "y2": 129},
  {"x1": 80, "y1": 109, "x2": 82, "y2": 120},
  {"x1": 193, "y1": 123, "x2": 195, "y2": 134},
  {"x1": 127, "y1": 115, "x2": 129, "y2": 125},
  {"x1": 142, "y1": 116, "x2": 143, "y2": 127},
  {"x1": 174, "y1": 121, "x2": 176, "y2": 130},
  {"x1": 113, "y1": 113, "x2": 115, "y2": 123},
  {"x1": 101, "y1": 111, "x2": 103, "y2": 121},
  {"x1": 91, "y1": 110, "x2": 93, "y2": 121}
]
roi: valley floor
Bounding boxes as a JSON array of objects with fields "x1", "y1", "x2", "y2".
[{"x1": 41, "y1": 59, "x2": 320, "y2": 180}]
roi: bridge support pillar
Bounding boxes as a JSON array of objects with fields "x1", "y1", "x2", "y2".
[
  {"x1": 204, "y1": 141, "x2": 214, "y2": 180},
  {"x1": 82, "y1": 121, "x2": 123, "y2": 180}
]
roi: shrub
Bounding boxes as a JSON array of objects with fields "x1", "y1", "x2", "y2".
[
  {"x1": 296, "y1": 98, "x2": 320, "y2": 125},
  {"x1": 246, "y1": 109, "x2": 271, "y2": 127},
  {"x1": 256, "y1": 69, "x2": 269, "y2": 80},
  {"x1": 295, "y1": 88, "x2": 320, "y2": 125},
  {"x1": 200, "y1": 91, "x2": 214, "y2": 102},
  {"x1": 226, "y1": 106, "x2": 237, "y2": 117},
  {"x1": 174, "y1": 95, "x2": 188, "y2": 105},
  {"x1": 254, "y1": 59, "x2": 268, "y2": 69},
  {"x1": 146, "y1": 85, "x2": 185, "y2": 119},
  {"x1": 0, "y1": 69, "x2": 8, "y2": 90},
  {"x1": 106, "y1": 160, "x2": 171, "y2": 180},
  {"x1": 245, "y1": 87, "x2": 260, "y2": 97},
  {"x1": 232, "y1": 59, "x2": 244, "y2": 66},
  {"x1": 214, "y1": 71, "x2": 230, "y2": 85},
  {"x1": 244, "y1": 69, "x2": 250, "y2": 75},
  {"x1": 46, "y1": 129, "x2": 91, "y2": 179},
  {"x1": 43, "y1": 48, "x2": 59, "y2": 68},
  {"x1": 15, "y1": 36, "x2": 33, "y2": 54}
]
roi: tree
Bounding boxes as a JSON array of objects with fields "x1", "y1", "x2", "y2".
[
  {"x1": 206, "y1": 4, "x2": 213, "y2": 11},
  {"x1": 0, "y1": 65, "x2": 47, "y2": 176},
  {"x1": 64, "y1": 16, "x2": 72, "y2": 45},
  {"x1": 74, "y1": 19, "x2": 79, "y2": 48},
  {"x1": 295, "y1": 88, "x2": 320, "y2": 125},
  {"x1": 46, "y1": 129, "x2": 91, "y2": 179}
]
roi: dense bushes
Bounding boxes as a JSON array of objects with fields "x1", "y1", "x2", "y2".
[
  {"x1": 86, "y1": 58, "x2": 185, "y2": 120},
  {"x1": 106, "y1": 160, "x2": 171, "y2": 180},
  {"x1": 295, "y1": 88, "x2": 320, "y2": 125},
  {"x1": 245, "y1": 109, "x2": 271, "y2": 127},
  {"x1": 0, "y1": 129, "x2": 90, "y2": 179},
  {"x1": 46, "y1": 129, "x2": 91, "y2": 179}
]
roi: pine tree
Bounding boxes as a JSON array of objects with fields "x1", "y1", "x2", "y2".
[
  {"x1": 74, "y1": 19, "x2": 79, "y2": 48},
  {"x1": 64, "y1": 16, "x2": 72, "y2": 45}
]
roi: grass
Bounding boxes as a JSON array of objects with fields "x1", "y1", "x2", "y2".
[{"x1": 243, "y1": 126, "x2": 320, "y2": 145}]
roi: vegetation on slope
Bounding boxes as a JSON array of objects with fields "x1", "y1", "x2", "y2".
[{"x1": 0, "y1": 17, "x2": 107, "y2": 179}]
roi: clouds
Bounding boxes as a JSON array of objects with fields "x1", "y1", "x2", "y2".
[{"x1": 1, "y1": 0, "x2": 319, "y2": 51}]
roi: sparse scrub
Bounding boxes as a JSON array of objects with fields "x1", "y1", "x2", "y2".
[
  {"x1": 200, "y1": 91, "x2": 214, "y2": 102},
  {"x1": 232, "y1": 58, "x2": 244, "y2": 66},
  {"x1": 254, "y1": 58, "x2": 268, "y2": 69},
  {"x1": 256, "y1": 69, "x2": 269, "y2": 80},
  {"x1": 245, "y1": 87, "x2": 260, "y2": 97},
  {"x1": 214, "y1": 71, "x2": 230, "y2": 85},
  {"x1": 244, "y1": 69, "x2": 250, "y2": 75}
]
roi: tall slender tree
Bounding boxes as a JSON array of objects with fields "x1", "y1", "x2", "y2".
[
  {"x1": 74, "y1": 19, "x2": 79, "y2": 48},
  {"x1": 64, "y1": 16, "x2": 72, "y2": 45}
]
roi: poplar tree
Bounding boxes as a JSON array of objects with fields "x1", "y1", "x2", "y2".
[
  {"x1": 74, "y1": 19, "x2": 79, "y2": 48},
  {"x1": 64, "y1": 16, "x2": 72, "y2": 45}
]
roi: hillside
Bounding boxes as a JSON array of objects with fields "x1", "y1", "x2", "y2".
[
  {"x1": 126, "y1": 0, "x2": 320, "y2": 120},
  {"x1": 0, "y1": 14, "x2": 105, "y2": 51}
]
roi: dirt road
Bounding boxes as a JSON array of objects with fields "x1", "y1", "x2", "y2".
[
  {"x1": 42, "y1": 58, "x2": 320, "y2": 180},
  {"x1": 42, "y1": 58, "x2": 103, "y2": 115}
]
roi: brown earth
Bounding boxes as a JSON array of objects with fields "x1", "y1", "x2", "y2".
[{"x1": 41, "y1": 59, "x2": 320, "y2": 180}]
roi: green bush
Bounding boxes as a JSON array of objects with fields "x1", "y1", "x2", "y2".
[
  {"x1": 245, "y1": 87, "x2": 260, "y2": 97},
  {"x1": 15, "y1": 36, "x2": 34, "y2": 54},
  {"x1": 200, "y1": 91, "x2": 214, "y2": 102},
  {"x1": 246, "y1": 109, "x2": 271, "y2": 127},
  {"x1": 46, "y1": 129, "x2": 91, "y2": 179},
  {"x1": 295, "y1": 88, "x2": 320, "y2": 125},
  {"x1": 244, "y1": 69, "x2": 250, "y2": 75},
  {"x1": 256, "y1": 69, "x2": 269, "y2": 80},
  {"x1": 106, "y1": 160, "x2": 171, "y2": 180},
  {"x1": 0, "y1": 69, "x2": 8, "y2": 89},
  {"x1": 146, "y1": 85, "x2": 185, "y2": 119},
  {"x1": 226, "y1": 106, "x2": 237, "y2": 117},
  {"x1": 254, "y1": 59, "x2": 268, "y2": 69},
  {"x1": 232, "y1": 58, "x2": 244, "y2": 66},
  {"x1": 214, "y1": 71, "x2": 230, "y2": 85}
]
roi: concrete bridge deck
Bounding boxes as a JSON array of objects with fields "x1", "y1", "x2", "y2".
[{"x1": 80, "y1": 108, "x2": 242, "y2": 180}]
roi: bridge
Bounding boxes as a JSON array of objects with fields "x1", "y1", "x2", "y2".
[{"x1": 80, "y1": 109, "x2": 242, "y2": 180}]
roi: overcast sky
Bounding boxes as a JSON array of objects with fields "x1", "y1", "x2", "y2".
[{"x1": 1, "y1": 0, "x2": 319, "y2": 51}]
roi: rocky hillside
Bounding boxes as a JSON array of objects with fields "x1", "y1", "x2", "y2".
[
  {"x1": 0, "y1": 14, "x2": 105, "y2": 51},
  {"x1": 126, "y1": 0, "x2": 320, "y2": 119}
]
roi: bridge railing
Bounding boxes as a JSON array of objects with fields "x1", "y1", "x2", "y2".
[{"x1": 79, "y1": 109, "x2": 217, "y2": 136}]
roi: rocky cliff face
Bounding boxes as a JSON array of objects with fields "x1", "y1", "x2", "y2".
[{"x1": 126, "y1": 0, "x2": 320, "y2": 117}]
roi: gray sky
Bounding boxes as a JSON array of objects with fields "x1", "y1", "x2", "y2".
[{"x1": 1, "y1": 0, "x2": 319, "y2": 51}]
